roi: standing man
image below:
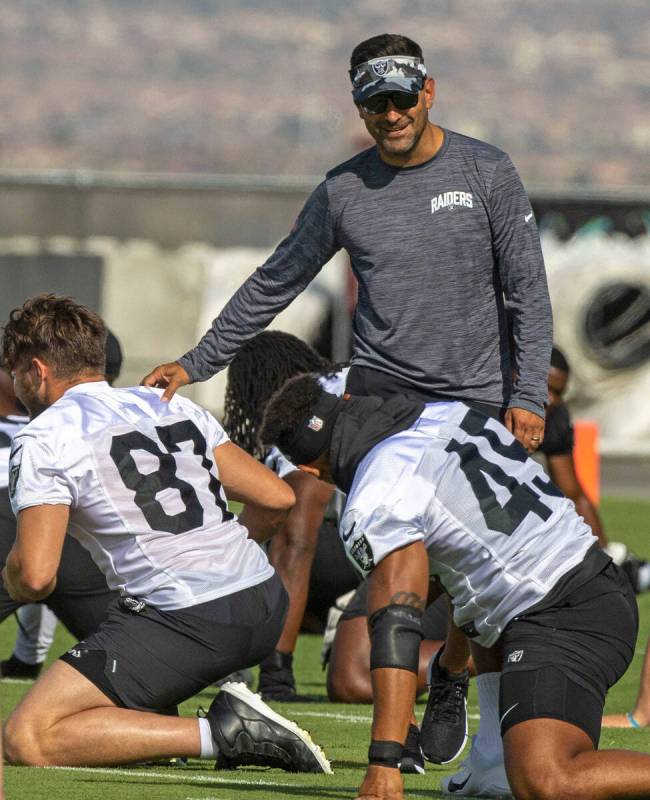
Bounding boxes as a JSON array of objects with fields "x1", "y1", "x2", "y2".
[
  {"x1": 1, "y1": 295, "x2": 329, "y2": 774},
  {"x1": 142, "y1": 33, "x2": 552, "y2": 453}
]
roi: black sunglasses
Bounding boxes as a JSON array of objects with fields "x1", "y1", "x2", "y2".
[{"x1": 360, "y1": 91, "x2": 419, "y2": 115}]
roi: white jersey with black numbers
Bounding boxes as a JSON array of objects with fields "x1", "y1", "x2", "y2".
[
  {"x1": 0, "y1": 414, "x2": 29, "y2": 489},
  {"x1": 9, "y1": 382, "x2": 273, "y2": 610},
  {"x1": 339, "y1": 401, "x2": 597, "y2": 647}
]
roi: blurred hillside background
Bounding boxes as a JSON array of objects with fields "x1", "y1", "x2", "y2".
[
  {"x1": 0, "y1": 0, "x2": 649, "y2": 485},
  {"x1": 1, "y1": 0, "x2": 649, "y2": 185}
]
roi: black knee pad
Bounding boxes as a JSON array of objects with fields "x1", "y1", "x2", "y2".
[{"x1": 368, "y1": 604, "x2": 423, "y2": 673}]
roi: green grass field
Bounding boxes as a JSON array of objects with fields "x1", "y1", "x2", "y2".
[{"x1": 2, "y1": 496, "x2": 650, "y2": 800}]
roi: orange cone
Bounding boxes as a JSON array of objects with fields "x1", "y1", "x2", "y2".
[{"x1": 573, "y1": 420, "x2": 600, "y2": 506}]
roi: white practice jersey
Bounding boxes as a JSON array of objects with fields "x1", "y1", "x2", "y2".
[
  {"x1": 0, "y1": 413, "x2": 28, "y2": 489},
  {"x1": 9, "y1": 382, "x2": 273, "y2": 610},
  {"x1": 265, "y1": 367, "x2": 348, "y2": 521},
  {"x1": 339, "y1": 401, "x2": 597, "y2": 647}
]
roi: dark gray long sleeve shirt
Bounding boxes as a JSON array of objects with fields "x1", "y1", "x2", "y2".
[{"x1": 179, "y1": 128, "x2": 553, "y2": 416}]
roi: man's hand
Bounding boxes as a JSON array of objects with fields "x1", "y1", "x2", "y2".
[
  {"x1": 355, "y1": 765, "x2": 404, "y2": 800},
  {"x1": 505, "y1": 407, "x2": 545, "y2": 453},
  {"x1": 141, "y1": 361, "x2": 190, "y2": 402}
]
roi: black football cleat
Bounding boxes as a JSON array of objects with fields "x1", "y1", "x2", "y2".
[
  {"x1": 0, "y1": 654, "x2": 42, "y2": 680},
  {"x1": 206, "y1": 682, "x2": 331, "y2": 773},
  {"x1": 420, "y1": 649, "x2": 469, "y2": 764}
]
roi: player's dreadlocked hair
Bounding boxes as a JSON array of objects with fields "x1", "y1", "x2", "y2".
[{"x1": 223, "y1": 330, "x2": 334, "y2": 458}]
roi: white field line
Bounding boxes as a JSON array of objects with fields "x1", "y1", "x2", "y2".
[
  {"x1": 289, "y1": 709, "x2": 481, "y2": 722},
  {"x1": 45, "y1": 765, "x2": 295, "y2": 787},
  {"x1": 290, "y1": 710, "x2": 372, "y2": 723}
]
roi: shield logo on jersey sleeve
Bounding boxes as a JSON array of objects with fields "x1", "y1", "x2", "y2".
[
  {"x1": 350, "y1": 534, "x2": 375, "y2": 573},
  {"x1": 8, "y1": 442, "x2": 22, "y2": 498},
  {"x1": 8, "y1": 461, "x2": 20, "y2": 498}
]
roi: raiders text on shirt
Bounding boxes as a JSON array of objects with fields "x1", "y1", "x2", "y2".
[{"x1": 431, "y1": 190, "x2": 473, "y2": 214}]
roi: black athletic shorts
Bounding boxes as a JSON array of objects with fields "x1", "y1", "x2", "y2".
[
  {"x1": 499, "y1": 545, "x2": 638, "y2": 747},
  {"x1": 0, "y1": 488, "x2": 116, "y2": 640},
  {"x1": 306, "y1": 519, "x2": 361, "y2": 623},
  {"x1": 341, "y1": 580, "x2": 448, "y2": 641},
  {"x1": 61, "y1": 573, "x2": 288, "y2": 712},
  {"x1": 346, "y1": 365, "x2": 506, "y2": 421}
]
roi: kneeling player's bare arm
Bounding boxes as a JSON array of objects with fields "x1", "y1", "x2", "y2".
[
  {"x1": 215, "y1": 441, "x2": 295, "y2": 513},
  {"x1": 3, "y1": 505, "x2": 69, "y2": 602}
]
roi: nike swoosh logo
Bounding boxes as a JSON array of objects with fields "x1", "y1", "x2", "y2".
[
  {"x1": 525, "y1": 212, "x2": 534, "y2": 222},
  {"x1": 500, "y1": 702, "x2": 519, "y2": 726},
  {"x1": 341, "y1": 520, "x2": 356, "y2": 543},
  {"x1": 447, "y1": 774, "x2": 472, "y2": 792}
]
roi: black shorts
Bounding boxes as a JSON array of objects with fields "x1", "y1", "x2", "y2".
[
  {"x1": 0, "y1": 488, "x2": 116, "y2": 640},
  {"x1": 61, "y1": 573, "x2": 288, "y2": 712},
  {"x1": 346, "y1": 365, "x2": 506, "y2": 421},
  {"x1": 341, "y1": 580, "x2": 448, "y2": 641},
  {"x1": 306, "y1": 519, "x2": 361, "y2": 623},
  {"x1": 499, "y1": 547, "x2": 638, "y2": 747}
]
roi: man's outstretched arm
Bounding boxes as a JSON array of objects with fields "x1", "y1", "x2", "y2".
[
  {"x1": 142, "y1": 182, "x2": 339, "y2": 400},
  {"x1": 490, "y1": 155, "x2": 552, "y2": 451}
]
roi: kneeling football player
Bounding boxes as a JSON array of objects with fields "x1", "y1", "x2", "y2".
[
  {"x1": 1, "y1": 295, "x2": 330, "y2": 774},
  {"x1": 260, "y1": 374, "x2": 645, "y2": 800}
]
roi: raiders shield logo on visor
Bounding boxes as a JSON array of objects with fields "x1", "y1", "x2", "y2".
[{"x1": 372, "y1": 60, "x2": 389, "y2": 76}]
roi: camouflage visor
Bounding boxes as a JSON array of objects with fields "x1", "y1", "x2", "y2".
[{"x1": 349, "y1": 56, "x2": 427, "y2": 103}]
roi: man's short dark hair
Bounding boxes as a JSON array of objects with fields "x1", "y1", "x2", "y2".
[
  {"x1": 551, "y1": 346, "x2": 570, "y2": 374},
  {"x1": 350, "y1": 34, "x2": 423, "y2": 69},
  {"x1": 2, "y1": 294, "x2": 107, "y2": 379},
  {"x1": 259, "y1": 373, "x2": 324, "y2": 457}
]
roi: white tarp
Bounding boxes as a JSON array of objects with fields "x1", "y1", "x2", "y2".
[{"x1": 543, "y1": 232, "x2": 650, "y2": 455}]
